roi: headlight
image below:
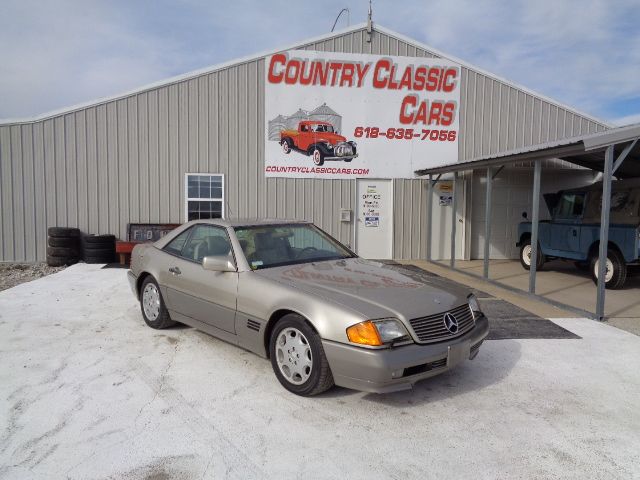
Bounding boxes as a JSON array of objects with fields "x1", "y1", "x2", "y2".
[
  {"x1": 468, "y1": 294, "x2": 481, "y2": 320},
  {"x1": 346, "y1": 318, "x2": 411, "y2": 347},
  {"x1": 323, "y1": 142, "x2": 334, "y2": 149},
  {"x1": 351, "y1": 141, "x2": 357, "y2": 147}
]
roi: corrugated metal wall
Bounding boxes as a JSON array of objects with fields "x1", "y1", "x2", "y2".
[{"x1": 0, "y1": 26, "x2": 607, "y2": 262}]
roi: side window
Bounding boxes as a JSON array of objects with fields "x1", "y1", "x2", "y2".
[
  {"x1": 181, "y1": 225, "x2": 232, "y2": 263},
  {"x1": 163, "y1": 228, "x2": 192, "y2": 256},
  {"x1": 555, "y1": 193, "x2": 585, "y2": 219}
]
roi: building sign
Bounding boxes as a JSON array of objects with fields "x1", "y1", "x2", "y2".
[
  {"x1": 362, "y1": 185, "x2": 381, "y2": 227},
  {"x1": 265, "y1": 50, "x2": 461, "y2": 179}
]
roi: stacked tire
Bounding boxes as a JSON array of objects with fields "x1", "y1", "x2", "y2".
[
  {"x1": 82, "y1": 234, "x2": 116, "y2": 264},
  {"x1": 47, "y1": 227, "x2": 81, "y2": 266}
]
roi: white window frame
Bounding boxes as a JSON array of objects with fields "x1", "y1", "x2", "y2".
[{"x1": 184, "y1": 173, "x2": 225, "y2": 221}]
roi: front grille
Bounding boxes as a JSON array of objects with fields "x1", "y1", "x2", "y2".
[
  {"x1": 409, "y1": 303, "x2": 475, "y2": 344},
  {"x1": 402, "y1": 357, "x2": 447, "y2": 377}
]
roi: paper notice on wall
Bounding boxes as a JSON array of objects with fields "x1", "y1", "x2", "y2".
[{"x1": 362, "y1": 184, "x2": 381, "y2": 227}]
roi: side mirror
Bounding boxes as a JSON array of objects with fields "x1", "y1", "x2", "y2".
[
  {"x1": 202, "y1": 255, "x2": 236, "y2": 272},
  {"x1": 522, "y1": 211, "x2": 528, "y2": 220}
]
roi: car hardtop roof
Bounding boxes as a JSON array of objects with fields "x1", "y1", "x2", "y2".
[{"x1": 187, "y1": 218, "x2": 312, "y2": 228}]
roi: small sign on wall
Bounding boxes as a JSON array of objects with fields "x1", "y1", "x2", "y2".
[
  {"x1": 439, "y1": 194, "x2": 453, "y2": 206},
  {"x1": 362, "y1": 184, "x2": 381, "y2": 227}
]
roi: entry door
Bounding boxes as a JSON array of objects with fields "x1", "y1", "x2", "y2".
[{"x1": 355, "y1": 179, "x2": 393, "y2": 259}]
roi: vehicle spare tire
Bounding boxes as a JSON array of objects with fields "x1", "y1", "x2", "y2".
[
  {"x1": 48, "y1": 227, "x2": 80, "y2": 238},
  {"x1": 82, "y1": 234, "x2": 116, "y2": 246},
  {"x1": 81, "y1": 235, "x2": 116, "y2": 261},
  {"x1": 46, "y1": 255, "x2": 79, "y2": 267},
  {"x1": 48, "y1": 236, "x2": 79, "y2": 248},
  {"x1": 47, "y1": 246, "x2": 79, "y2": 257}
]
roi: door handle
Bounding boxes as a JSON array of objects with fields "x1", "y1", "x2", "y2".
[
  {"x1": 572, "y1": 229, "x2": 577, "y2": 237},
  {"x1": 169, "y1": 266, "x2": 181, "y2": 275}
]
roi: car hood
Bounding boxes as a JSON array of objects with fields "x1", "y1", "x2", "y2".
[{"x1": 255, "y1": 258, "x2": 470, "y2": 321}]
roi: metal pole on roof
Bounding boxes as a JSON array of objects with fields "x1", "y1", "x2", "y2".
[
  {"x1": 528, "y1": 160, "x2": 541, "y2": 294},
  {"x1": 483, "y1": 167, "x2": 493, "y2": 278},
  {"x1": 450, "y1": 171, "x2": 458, "y2": 268},
  {"x1": 427, "y1": 174, "x2": 433, "y2": 261},
  {"x1": 596, "y1": 145, "x2": 614, "y2": 320}
]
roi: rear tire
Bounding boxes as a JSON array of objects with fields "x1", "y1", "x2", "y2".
[
  {"x1": 519, "y1": 238, "x2": 545, "y2": 271},
  {"x1": 311, "y1": 148, "x2": 325, "y2": 166},
  {"x1": 269, "y1": 314, "x2": 334, "y2": 396},
  {"x1": 281, "y1": 138, "x2": 292, "y2": 154},
  {"x1": 140, "y1": 276, "x2": 177, "y2": 329},
  {"x1": 590, "y1": 249, "x2": 627, "y2": 289}
]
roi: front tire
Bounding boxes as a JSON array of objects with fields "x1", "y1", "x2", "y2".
[
  {"x1": 140, "y1": 276, "x2": 177, "y2": 329},
  {"x1": 590, "y1": 249, "x2": 627, "y2": 289},
  {"x1": 269, "y1": 314, "x2": 334, "y2": 396},
  {"x1": 311, "y1": 148, "x2": 324, "y2": 166},
  {"x1": 281, "y1": 139, "x2": 292, "y2": 154},
  {"x1": 519, "y1": 238, "x2": 545, "y2": 271}
]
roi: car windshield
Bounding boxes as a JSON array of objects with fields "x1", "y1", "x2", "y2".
[
  {"x1": 312, "y1": 124, "x2": 334, "y2": 133},
  {"x1": 234, "y1": 224, "x2": 354, "y2": 270}
]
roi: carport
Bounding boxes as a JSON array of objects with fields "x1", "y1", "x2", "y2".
[{"x1": 416, "y1": 123, "x2": 640, "y2": 320}]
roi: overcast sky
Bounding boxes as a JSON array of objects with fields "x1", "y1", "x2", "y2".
[{"x1": 1, "y1": 0, "x2": 639, "y2": 124}]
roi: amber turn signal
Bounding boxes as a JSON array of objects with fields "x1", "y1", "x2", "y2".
[{"x1": 346, "y1": 320, "x2": 383, "y2": 346}]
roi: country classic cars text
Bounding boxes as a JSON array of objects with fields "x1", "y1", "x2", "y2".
[{"x1": 267, "y1": 52, "x2": 459, "y2": 126}]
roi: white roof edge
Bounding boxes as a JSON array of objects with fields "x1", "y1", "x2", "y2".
[
  {"x1": 373, "y1": 25, "x2": 613, "y2": 128},
  {"x1": 1, "y1": 22, "x2": 612, "y2": 127},
  {"x1": 0, "y1": 22, "x2": 369, "y2": 125}
]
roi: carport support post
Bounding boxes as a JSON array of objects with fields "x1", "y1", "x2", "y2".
[
  {"x1": 596, "y1": 146, "x2": 614, "y2": 320},
  {"x1": 528, "y1": 160, "x2": 541, "y2": 294},
  {"x1": 450, "y1": 171, "x2": 458, "y2": 268},
  {"x1": 427, "y1": 174, "x2": 433, "y2": 261},
  {"x1": 483, "y1": 167, "x2": 493, "y2": 278}
]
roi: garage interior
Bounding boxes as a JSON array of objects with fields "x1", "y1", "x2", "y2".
[{"x1": 417, "y1": 123, "x2": 640, "y2": 321}]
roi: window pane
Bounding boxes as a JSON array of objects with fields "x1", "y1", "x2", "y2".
[
  {"x1": 556, "y1": 193, "x2": 584, "y2": 218},
  {"x1": 211, "y1": 187, "x2": 223, "y2": 199},
  {"x1": 200, "y1": 182, "x2": 211, "y2": 199},
  {"x1": 182, "y1": 225, "x2": 231, "y2": 262},
  {"x1": 164, "y1": 228, "x2": 192, "y2": 256},
  {"x1": 188, "y1": 200, "x2": 222, "y2": 220}
]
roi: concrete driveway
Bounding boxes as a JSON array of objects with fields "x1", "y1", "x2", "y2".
[
  {"x1": 445, "y1": 259, "x2": 640, "y2": 320},
  {"x1": 1, "y1": 264, "x2": 639, "y2": 479}
]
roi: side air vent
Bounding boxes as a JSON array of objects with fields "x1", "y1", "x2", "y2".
[{"x1": 247, "y1": 319, "x2": 261, "y2": 332}]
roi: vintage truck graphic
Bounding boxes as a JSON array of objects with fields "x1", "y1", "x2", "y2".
[{"x1": 280, "y1": 120, "x2": 358, "y2": 166}]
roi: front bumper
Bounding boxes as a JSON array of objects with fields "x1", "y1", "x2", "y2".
[
  {"x1": 127, "y1": 270, "x2": 138, "y2": 298},
  {"x1": 324, "y1": 153, "x2": 359, "y2": 161},
  {"x1": 322, "y1": 315, "x2": 489, "y2": 394}
]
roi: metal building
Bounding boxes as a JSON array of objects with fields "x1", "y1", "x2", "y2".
[{"x1": 0, "y1": 23, "x2": 608, "y2": 263}]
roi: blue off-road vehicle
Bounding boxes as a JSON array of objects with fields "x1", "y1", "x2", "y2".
[{"x1": 517, "y1": 179, "x2": 640, "y2": 289}]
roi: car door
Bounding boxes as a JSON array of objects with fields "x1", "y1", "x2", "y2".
[
  {"x1": 550, "y1": 192, "x2": 585, "y2": 257},
  {"x1": 162, "y1": 224, "x2": 238, "y2": 334}
]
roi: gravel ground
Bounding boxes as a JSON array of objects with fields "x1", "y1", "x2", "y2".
[{"x1": 0, "y1": 263, "x2": 65, "y2": 292}]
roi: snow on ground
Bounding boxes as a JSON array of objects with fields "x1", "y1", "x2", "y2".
[{"x1": 0, "y1": 264, "x2": 639, "y2": 479}]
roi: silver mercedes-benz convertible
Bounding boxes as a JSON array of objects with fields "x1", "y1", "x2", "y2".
[{"x1": 127, "y1": 219, "x2": 489, "y2": 395}]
